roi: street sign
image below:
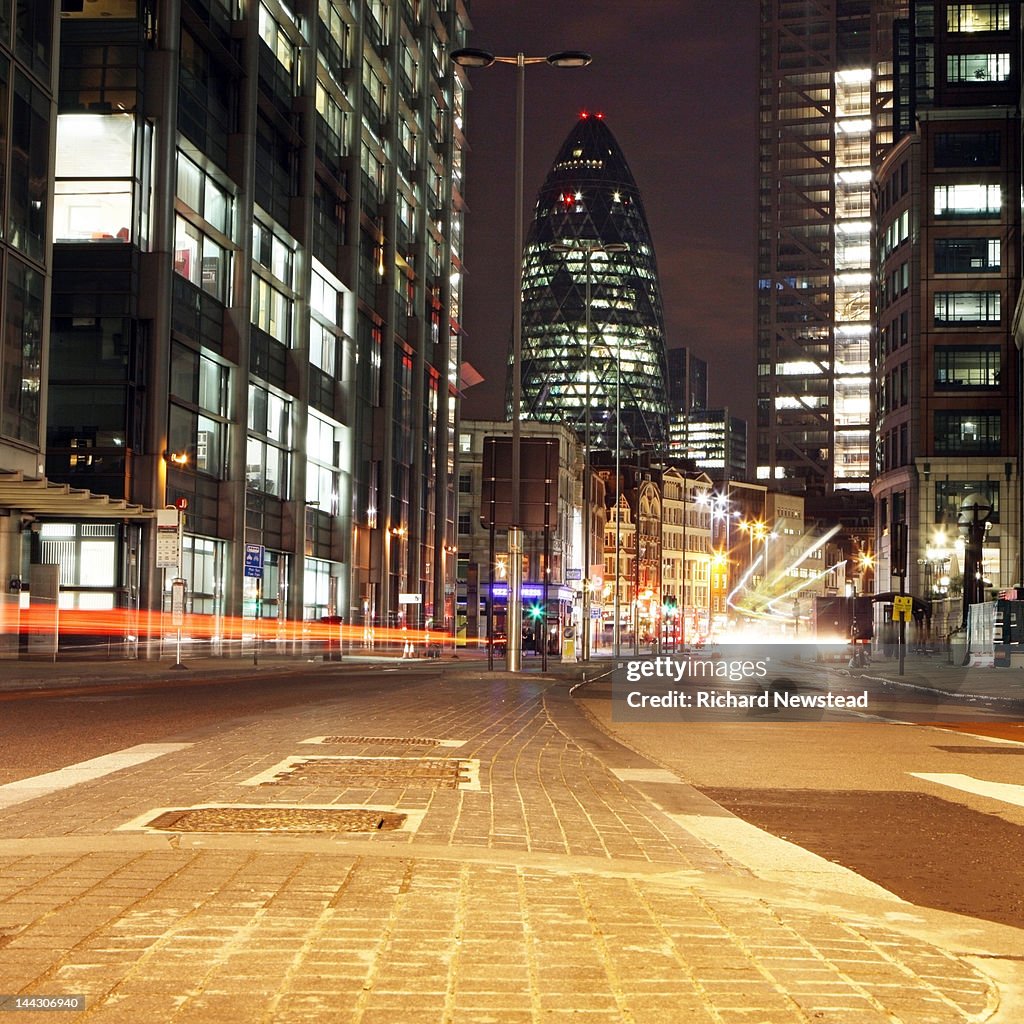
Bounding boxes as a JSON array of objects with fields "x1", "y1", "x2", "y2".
[
  {"x1": 171, "y1": 578, "x2": 187, "y2": 626},
  {"x1": 892, "y1": 594, "x2": 913, "y2": 621},
  {"x1": 398, "y1": 593, "x2": 422, "y2": 605},
  {"x1": 244, "y1": 544, "x2": 265, "y2": 579},
  {"x1": 566, "y1": 569, "x2": 582, "y2": 581}
]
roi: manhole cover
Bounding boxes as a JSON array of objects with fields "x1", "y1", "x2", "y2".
[
  {"x1": 145, "y1": 806, "x2": 406, "y2": 833},
  {"x1": 249, "y1": 756, "x2": 476, "y2": 790}
]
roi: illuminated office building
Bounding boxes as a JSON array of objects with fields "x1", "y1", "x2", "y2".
[
  {"x1": 38, "y1": 0, "x2": 469, "y2": 634},
  {"x1": 757, "y1": 0, "x2": 907, "y2": 493},
  {"x1": 873, "y1": 0, "x2": 1020, "y2": 617},
  {"x1": 517, "y1": 113, "x2": 670, "y2": 453}
]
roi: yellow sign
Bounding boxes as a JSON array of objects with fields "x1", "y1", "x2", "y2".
[{"x1": 892, "y1": 594, "x2": 913, "y2": 622}]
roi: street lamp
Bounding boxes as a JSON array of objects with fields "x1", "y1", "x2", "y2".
[
  {"x1": 549, "y1": 240, "x2": 627, "y2": 660},
  {"x1": 452, "y1": 46, "x2": 591, "y2": 671}
]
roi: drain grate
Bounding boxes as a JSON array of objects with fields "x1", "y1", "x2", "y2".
[
  {"x1": 145, "y1": 806, "x2": 406, "y2": 833},
  {"x1": 302, "y1": 735, "x2": 465, "y2": 748},
  {"x1": 315, "y1": 735, "x2": 442, "y2": 746},
  {"x1": 255, "y1": 756, "x2": 474, "y2": 790}
]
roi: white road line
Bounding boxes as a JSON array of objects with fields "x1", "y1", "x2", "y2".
[
  {"x1": 0, "y1": 744, "x2": 191, "y2": 809},
  {"x1": 911, "y1": 772, "x2": 1024, "y2": 808}
]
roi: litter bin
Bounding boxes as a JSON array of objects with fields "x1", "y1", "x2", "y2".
[{"x1": 320, "y1": 615, "x2": 344, "y2": 661}]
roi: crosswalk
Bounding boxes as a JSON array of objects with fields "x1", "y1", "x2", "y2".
[
  {"x1": 911, "y1": 772, "x2": 1024, "y2": 809},
  {"x1": 0, "y1": 744, "x2": 191, "y2": 810}
]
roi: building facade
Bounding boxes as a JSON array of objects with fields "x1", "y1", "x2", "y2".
[
  {"x1": 455, "y1": 418, "x2": 590, "y2": 651},
  {"x1": 40, "y1": 0, "x2": 469, "y2": 637},
  {"x1": 873, "y1": 0, "x2": 1021, "y2": 626},
  {"x1": 660, "y1": 468, "x2": 713, "y2": 645},
  {"x1": 670, "y1": 409, "x2": 748, "y2": 482},
  {"x1": 666, "y1": 347, "x2": 708, "y2": 417},
  {"x1": 757, "y1": 0, "x2": 908, "y2": 494}
]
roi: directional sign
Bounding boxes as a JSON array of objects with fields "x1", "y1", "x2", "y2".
[
  {"x1": 244, "y1": 544, "x2": 265, "y2": 579},
  {"x1": 155, "y1": 508, "x2": 181, "y2": 569}
]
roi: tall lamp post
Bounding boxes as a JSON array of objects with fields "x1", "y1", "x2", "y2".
[
  {"x1": 958, "y1": 493, "x2": 993, "y2": 629},
  {"x1": 452, "y1": 46, "x2": 591, "y2": 671},
  {"x1": 550, "y1": 240, "x2": 627, "y2": 660}
]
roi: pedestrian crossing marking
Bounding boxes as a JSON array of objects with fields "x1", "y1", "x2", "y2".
[{"x1": 911, "y1": 772, "x2": 1024, "y2": 808}]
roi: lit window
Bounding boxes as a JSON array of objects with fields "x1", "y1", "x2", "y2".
[
  {"x1": 933, "y1": 291, "x2": 1001, "y2": 324},
  {"x1": 947, "y1": 4, "x2": 1010, "y2": 33},
  {"x1": 947, "y1": 52, "x2": 1011, "y2": 83},
  {"x1": 54, "y1": 114, "x2": 143, "y2": 243},
  {"x1": 934, "y1": 183, "x2": 1001, "y2": 217}
]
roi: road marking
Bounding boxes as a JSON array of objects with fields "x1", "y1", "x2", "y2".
[
  {"x1": 910, "y1": 772, "x2": 1024, "y2": 808},
  {"x1": 611, "y1": 768, "x2": 681, "y2": 784},
  {"x1": 0, "y1": 744, "x2": 191, "y2": 809}
]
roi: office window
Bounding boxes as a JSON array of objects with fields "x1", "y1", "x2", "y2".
[
  {"x1": 946, "y1": 52, "x2": 1011, "y2": 83},
  {"x1": 318, "y1": 0, "x2": 352, "y2": 86},
  {"x1": 306, "y1": 412, "x2": 340, "y2": 514},
  {"x1": 54, "y1": 114, "x2": 137, "y2": 243},
  {"x1": 935, "y1": 479, "x2": 999, "y2": 524},
  {"x1": 247, "y1": 384, "x2": 290, "y2": 496},
  {"x1": 169, "y1": 343, "x2": 230, "y2": 477},
  {"x1": 934, "y1": 346, "x2": 1000, "y2": 388},
  {"x1": 176, "y1": 153, "x2": 232, "y2": 235},
  {"x1": 934, "y1": 291, "x2": 1000, "y2": 324},
  {"x1": 253, "y1": 218, "x2": 295, "y2": 286},
  {"x1": 934, "y1": 183, "x2": 1001, "y2": 217},
  {"x1": 934, "y1": 411, "x2": 1000, "y2": 453},
  {"x1": 9, "y1": 70, "x2": 51, "y2": 261},
  {"x1": 934, "y1": 237, "x2": 1000, "y2": 273},
  {"x1": 2, "y1": 258, "x2": 42, "y2": 444},
  {"x1": 309, "y1": 321, "x2": 338, "y2": 376},
  {"x1": 947, "y1": 4, "x2": 1010, "y2": 32},
  {"x1": 258, "y1": 3, "x2": 296, "y2": 75},
  {"x1": 251, "y1": 276, "x2": 292, "y2": 345},
  {"x1": 934, "y1": 132, "x2": 1001, "y2": 167},
  {"x1": 175, "y1": 216, "x2": 231, "y2": 302}
]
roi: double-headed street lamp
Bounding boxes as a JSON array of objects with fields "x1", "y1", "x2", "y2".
[
  {"x1": 451, "y1": 46, "x2": 591, "y2": 671},
  {"x1": 549, "y1": 240, "x2": 627, "y2": 660}
]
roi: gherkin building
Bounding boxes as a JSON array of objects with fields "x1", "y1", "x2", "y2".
[{"x1": 512, "y1": 114, "x2": 670, "y2": 452}]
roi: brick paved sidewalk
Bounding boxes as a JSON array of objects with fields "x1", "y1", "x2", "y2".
[{"x1": 0, "y1": 668, "x2": 1021, "y2": 1023}]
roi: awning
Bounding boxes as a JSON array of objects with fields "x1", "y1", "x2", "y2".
[{"x1": 0, "y1": 471, "x2": 153, "y2": 519}]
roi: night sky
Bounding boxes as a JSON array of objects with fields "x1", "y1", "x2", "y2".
[{"x1": 458, "y1": 1, "x2": 760, "y2": 432}]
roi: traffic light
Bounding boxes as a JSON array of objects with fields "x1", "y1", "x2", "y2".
[{"x1": 527, "y1": 602, "x2": 544, "y2": 622}]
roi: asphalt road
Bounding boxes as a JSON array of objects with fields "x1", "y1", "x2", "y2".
[
  {"x1": 3, "y1": 664, "x2": 1022, "y2": 931},
  {"x1": 0, "y1": 665, "x2": 444, "y2": 784},
  {"x1": 581, "y1": 678, "x2": 1024, "y2": 929}
]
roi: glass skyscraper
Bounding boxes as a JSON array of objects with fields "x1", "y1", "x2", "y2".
[
  {"x1": 757, "y1": 0, "x2": 907, "y2": 494},
  {"x1": 5, "y1": 0, "x2": 471, "y2": 640},
  {"x1": 516, "y1": 113, "x2": 669, "y2": 453}
]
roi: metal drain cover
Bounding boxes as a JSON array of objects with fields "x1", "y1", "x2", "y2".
[
  {"x1": 313, "y1": 735, "x2": 441, "y2": 746},
  {"x1": 144, "y1": 806, "x2": 406, "y2": 833},
  {"x1": 302, "y1": 736, "x2": 465, "y2": 748},
  {"x1": 250, "y1": 756, "x2": 475, "y2": 790}
]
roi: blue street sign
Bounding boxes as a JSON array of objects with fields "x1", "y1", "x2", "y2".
[{"x1": 244, "y1": 543, "x2": 265, "y2": 579}]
